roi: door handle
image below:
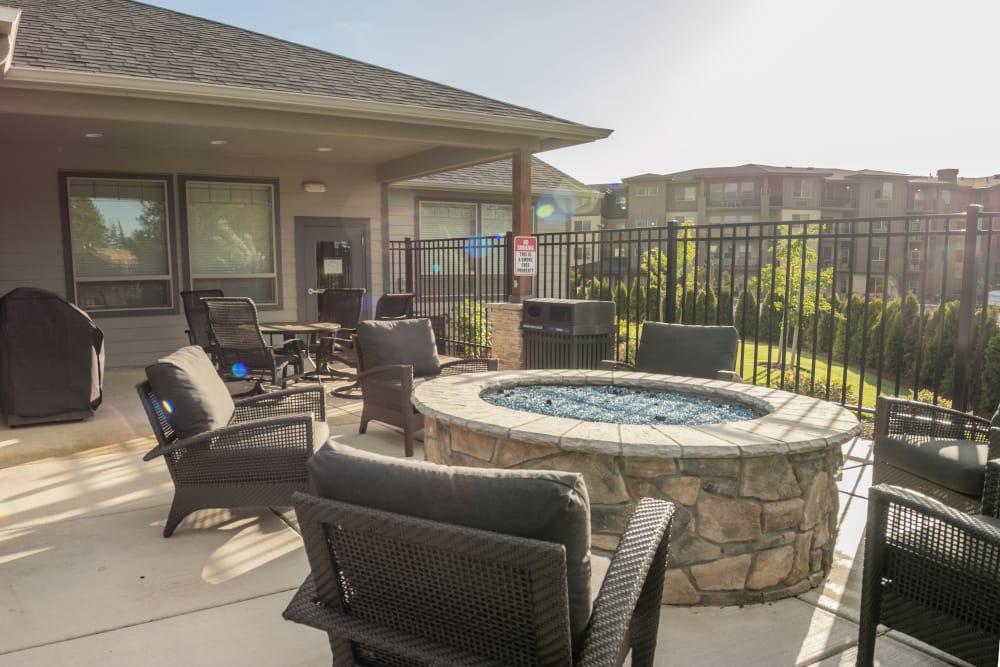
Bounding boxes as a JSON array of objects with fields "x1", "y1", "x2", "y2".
[{"x1": 306, "y1": 288, "x2": 324, "y2": 295}]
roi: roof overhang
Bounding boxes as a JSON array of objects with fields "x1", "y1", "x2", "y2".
[
  {"x1": 0, "y1": 67, "x2": 612, "y2": 181},
  {"x1": 0, "y1": 6, "x2": 20, "y2": 77}
]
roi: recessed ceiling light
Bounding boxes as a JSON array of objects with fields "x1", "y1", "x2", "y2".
[
  {"x1": 316, "y1": 147, "x2": 333, "y2": 152},
  {"x1": 209, "y1": 139, "x2": 227, "y2": 145},
  {"x1": 84, "y1": 132, "x2": 103, "y2": 138}
]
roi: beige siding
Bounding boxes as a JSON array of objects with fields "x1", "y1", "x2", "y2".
[{"x1": 0, "y1": 141, "x2": 382, "y2": 367}]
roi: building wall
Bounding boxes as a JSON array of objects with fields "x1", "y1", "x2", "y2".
[{"x1": 0, "y1": 140, "x2": 382, "y2": 367}]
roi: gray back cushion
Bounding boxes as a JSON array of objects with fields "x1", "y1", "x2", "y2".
[
  {"x1": 636, "y1": 322, "x2": 739, "y2": 378},
  {"x1": 356, "y1": 318, "x2": 441, "y2": 377},
  {"x1": 145, "y1": 345, "x2": 234, "y2": 438},
  {"x1": 308, "y1": 444, "x2": 592, "y2": 649}
]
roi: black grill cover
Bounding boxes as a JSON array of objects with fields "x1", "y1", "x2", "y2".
[{"x1": 0, "y1": 287, "x2": 105, "y2": 425}]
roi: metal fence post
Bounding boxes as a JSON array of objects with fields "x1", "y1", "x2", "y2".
[
  {"x1": 665, "y1": 219, "x2": 678, "y2": 323},
  {"x1": 953, "y1": 204, "x2": 983, "y2": 412},
  {"x1": 404, "y1": 237, "x2": 415, "y2": 294},
  {"x1": 504, "y1": 231, "x2": 514, "y2": 302}
]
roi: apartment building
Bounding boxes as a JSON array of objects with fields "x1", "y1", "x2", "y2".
[{"x1": 613, "y1": 164, "x2": 1000, "y2": 300}]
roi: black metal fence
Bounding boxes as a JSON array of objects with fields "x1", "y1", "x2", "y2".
[{"x1": 389, "y1": 206, "x2": 1000, "y2": 416}]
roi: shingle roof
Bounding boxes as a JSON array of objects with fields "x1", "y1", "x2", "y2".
[
  {"x1": 4, "y1": 0, "x2": 575, "y2": 124},
  {"x1": 399, "y1": 157, "x2": 599, "y2": 194}
]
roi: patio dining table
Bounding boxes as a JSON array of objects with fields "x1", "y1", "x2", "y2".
[{"x1": 259, "y1": 322, "x2": 340, "y2": 375}]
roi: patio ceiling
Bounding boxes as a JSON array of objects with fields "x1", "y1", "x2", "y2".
[{"x1": 0, "y1": 74, "x2": 609, "y2": 182}]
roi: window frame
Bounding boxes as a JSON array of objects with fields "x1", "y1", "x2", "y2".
[
  {"x1": 179, "y1": 175, "x2": 282, "y2": 309},
  {"x1": 790, "y1": 178, "x2": 812, "y2": 199},
  {"x1": 875, "y1": 182, "x2": 894, "y2": 200},
  {"x1": 675, "y1": 185, "x2": 696, "y2": 201},
  {"x1": 59, "y1": 171, "x2": 179, "y2": 317}
]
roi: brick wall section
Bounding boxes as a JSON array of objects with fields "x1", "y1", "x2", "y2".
[{"x1": 487, "y1": 303, "x2": 523, "y2": 370}]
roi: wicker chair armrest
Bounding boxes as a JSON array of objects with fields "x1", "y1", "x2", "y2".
[
  {"x1": 233, "y1": 385, "x2": 327, "y2": 422},
  {"x1": 578, "y1": 498, "x2": 677, "y2": 667},
  {"x1": 438, "y1": 357, "x2": 499, "y2": 376},
  {"x1": 599, "y1": 360, "x2": 635, "y2": 372},
  {"x1": 870, "y1": 483, "x2": 1000, "y2": 546},
  {"x1": 356, "y1": 364, "x2": 413, "y2": 386},
  {"x1": 982, "y1": 460, "x2": 1000, "y2": 518},
  {"x1": 716, "y1": 370, "x2": 743, "y2": 383},
  {"x1": 875, "y1": 396, "x2": 990, "y2": 442},
  {"x1": 142, "y1": 413, "x2": 315, "y2": 462}
]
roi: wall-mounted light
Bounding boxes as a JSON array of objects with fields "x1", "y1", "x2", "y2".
[{"x1": 302, "y1": 181, "x2": 327, "y2": 193}]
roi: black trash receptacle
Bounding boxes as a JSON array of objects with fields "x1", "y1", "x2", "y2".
[
  {"x1": 521, "y1": 298, "x2": 615, "y2": 369},
  {"x1": 0, "y1": 287, "x2": 105, "y2": 426}
]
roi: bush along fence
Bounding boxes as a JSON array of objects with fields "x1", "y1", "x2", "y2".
[{"x1": 389, "y1": 205, "x2": 1000, "y2": 417}]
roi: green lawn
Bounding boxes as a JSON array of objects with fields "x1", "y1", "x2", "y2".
[{"x1": 733, "y1": 342, "x2": 916, "y2": 412}]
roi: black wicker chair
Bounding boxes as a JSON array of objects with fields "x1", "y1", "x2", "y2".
[
  {"x1": 355, "y1": 318, "x2": 497, "y2": 457},
  {"x1": 314, "y1": 287, "x2": 366, "y2": 386},
  {"x1": 599, "y1": 322, "x2": 742, "y2": 382},
  {"x1": 180, "y1": 289, "x2": 224, "y2": 352},
  {"x1": 857, "y1": 460, "x2": 1000, "y2": 667},
  {"x1": 137, "y1": 346, "x2": 328, "y2": 537},
  {"x1": 873, "y1": 395, "x2": 999, "y2": 512},
  {"x1": 283, "y1": 445, "x2": 678, "y2": 667},
  {"x1": 202, "y1": 296, "x2": 304, "y2": 388},
  {"x1": 373, "y1": 292, "x2": 414, "y2": 320}
]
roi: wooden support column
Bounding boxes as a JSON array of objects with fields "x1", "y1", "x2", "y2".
[{"x1": 511, "y1": 150, "x2": 533, "y2": 301}]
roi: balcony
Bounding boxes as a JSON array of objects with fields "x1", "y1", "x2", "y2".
[
  {"x1": 707, "y1": 197, "x2": 761, "y2": 208},
  {"x1": 821, "y1": 196, "x2": 857, "y2": 209}
]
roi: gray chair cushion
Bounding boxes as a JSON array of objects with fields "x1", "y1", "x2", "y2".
[
  {"x1": 635, "y1": 322, "x2": 738, "y2": 379},
  {"x1": 307, "y1": 443, "x2": 593, "y2": 648},
  {"x1": 145, "y1": 346, "x2": 235, "y2": 438},
  {"x1": 876, "y1": 434, "x2": 987, "y2": 497},
  {"x1": 356, "y1": 318, "x2": 441, "y2": 377}
]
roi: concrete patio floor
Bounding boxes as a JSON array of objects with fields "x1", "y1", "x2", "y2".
[{"x1": 0, "y1": 368, "x2": 972, "y2": 666}]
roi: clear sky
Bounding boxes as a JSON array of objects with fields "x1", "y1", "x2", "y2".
[{"x1": 145, "y1": 0, "x2": 1000, "y2": 184}]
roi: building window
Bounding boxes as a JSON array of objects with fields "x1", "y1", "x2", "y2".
[
  {"x1": 724, "y1": 182, "x2": 739, "y2": 200},
  {"x1": 871, "y1": 244, "x2": 886, "y2": 261},
  {"x1": 867, "y1": 276, "x2": 884, "y2": 294},
  {"x1": 709, "y1": 183, "x2": 723, "y2": 202},
  {"x1": 790, "y1": 214, "x2": 811, "y2": 221},
  {"x1": 63, "y1": 175, "x2": 174, "y2": 313},
  {"x1": 184, "y1": 179, "x2": 278, "y2": 304},
  {"x1": 909, "y1": 219, "x2": 923, "y2": 232},
  {"x1": 941, "y1": 189, "x2": 952, "y2": 205},
  {"x1": 875, "y1": 182, "x2": 894, "y2": 200},
  {"x1": 791, "y1": 179, "x2": 812, "y2": 198},
  {"x1": 634, "y1": 218, "x2": 658, "y2": 228},
  {"x1": 675, "y1": 185, "x2": 696, "y2": 201},
  {"x1": 634, "y1": 186, "x2": 659, "y2": 197},
  {"x1": 482, "y1": 203, "x2": 512, "y2": 238}
]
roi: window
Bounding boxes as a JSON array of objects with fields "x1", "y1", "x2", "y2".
[
  {"x1": 724, "y1": 182, "x2": 739, "y2": 200},
  {"x1": 909, "y1": 219, "x2": 923, "y2": 232},
  {"x1": 740, "y1": 182, "x2": 754, "y2": 199},
  {"x1": 634, "y1": 218, "x2": 658, "y2": 227},
  {"x1": 867, "y1": 277, "x2": 884, "y2": 294},
  {"x1": 871, "y1": 220, "x2": 888, "y2": 232},
  {"x1": 184, "y1": 179, "x2": 278, "y2": 303},
  {"x1": 871, "y1": 244, "x2": 886, "y2": 261},
  {"x1": 615, "y1": 195, "x2": 627, "y2": 210},
  {"x1": 675, "y1": 185, "x2": 696, "y2": 201},
  {"x1": 791, "y1": 214, "x2": 811, "y2": 221},
  {"x1": 941, "y1": 189, "x2": 952, "y2": 205},
  {"x1": 481, "y1": 203, "x2": 512, "y2": 238},
  {"x1": 709, "y1": 183, "x2": 723, "y2": 202},
  {"x1": 63, "y1": 175, "x2": 174, "y2": 313},
  {"x1": 791, "y1": 179, "x2": 812, "y2": 198},
  {"x1": 875, "y1": 182, "x2": 894, "y2": 200},
  {"x1": 634, "y1": 186, "x2": 659, "y2": 197}
]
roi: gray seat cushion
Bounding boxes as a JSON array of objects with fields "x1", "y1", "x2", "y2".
[
  {"x1": 876, "y1": 434, "x2": 987, "y2": 497},
  {"x1": 307, "y1": 443, "x2": 592, "y2": 649},
  {"x1": 356, "y1": 318, "x2": 441, "y2": 377},
  {"x1": 636, "y1": 322, "x2": 738, "y2": 379},
  {"x1": 146, "y1": 346, "x2": 235, "y2": 438}
]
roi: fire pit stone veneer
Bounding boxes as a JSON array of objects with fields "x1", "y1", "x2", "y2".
[{"x1": 412, "y1": 369, "x2": 861, "y2": 606}]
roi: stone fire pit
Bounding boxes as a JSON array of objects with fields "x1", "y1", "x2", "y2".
[{"x1": 412, "y1": 369, "x2": 860, "y2": 606}]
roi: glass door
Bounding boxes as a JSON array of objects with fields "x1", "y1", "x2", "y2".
[{"x1": 294, "y1": 217, "x2": 369, "y2": 322}]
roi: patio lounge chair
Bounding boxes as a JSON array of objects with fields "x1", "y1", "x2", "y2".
[
  {"x1": 873, "y1": 395, "x2": 999, "y2": 512},
  {"x1": 355, "y1": 318, "x2": 497, "y2": 457},
  {"x1": 314, "y1": 287, "x2": 365, "y2": 388},
  {"x1": 373, "y1": 292, "x2": 414, "y2": 319},
  {"x1": 857, "y1": 460, "x2": 1000, "y2": 667},
  {"x1": 283, "y1": 444, "x2": 679, "y2": 667},
  {"x1": 600, "y1": 322, "x2": 741, "y2": 382},
  {"x1": 180, "y1": 288, "x2": 224, "y2": 353},
  {"x1": 202, "y1": 296, "x2": 304, "y2": 388},
  {"x1": 138, "y1": 345, "x2": 328, "y2": 537}
]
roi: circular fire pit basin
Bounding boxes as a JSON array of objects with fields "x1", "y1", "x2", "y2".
[{"x1": 412, "y1": 369, "x2": 860, "y2": 606}]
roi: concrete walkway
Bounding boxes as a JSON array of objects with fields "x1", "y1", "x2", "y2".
[{"x1": 0, "y1": 369, "x2": 970, "y2": 666}]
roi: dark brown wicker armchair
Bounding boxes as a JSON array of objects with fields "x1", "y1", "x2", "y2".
[
  {"x1": 314, "y1": 287, "x2": 365, "y2": 386},
  {"x1": 283, "y1": 444, "x2": 678, "y2": 667},
  {"x1": 180, "y1": 289, "x2": 224, "y2": 353},
  {"x1": 873, "y1": 395, "x2": 998, "y2": 512},
  {"x1": 355, "y1": 318, "x2": 497, "y2": 457},
  {"x1": 599, "y1": 322, "x2": 742, "y2": 382},
  {"x1": 202, "y1": 296, "x2": 304, "y2": 388},
  {"x1": 857, "y1": 460, "x2": 1000, "y2": 667},
  {"x1": 373, "y1": 292, "x2": 414, "y2": 319},
  {"x1": 137, "y1": 346, "x2": 328, "y2": 537}
]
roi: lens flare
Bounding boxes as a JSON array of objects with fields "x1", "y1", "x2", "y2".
[
  {"x1": 161, "y1": 399, "x2": 173, "y2": 414},
  {"x1": 232, "y1": 362, "x2": 248, "y2": 378},
  {"x1": 536, "y1": 203, "x2": 555, "y2": 219},
  {"x1": 431, "y1": 264, "x2": 441, "y2": 274},
  {"x1": 464, "y1": 236, "x2": 492, "y2": 260}
]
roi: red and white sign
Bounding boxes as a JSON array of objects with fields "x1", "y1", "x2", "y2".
[{"x1": 513, "y1": 236, "x2": 537, "y2": 276}]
